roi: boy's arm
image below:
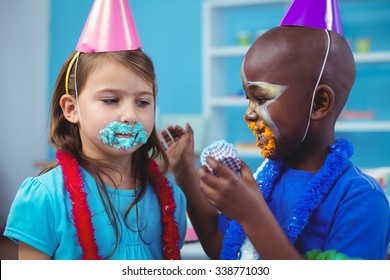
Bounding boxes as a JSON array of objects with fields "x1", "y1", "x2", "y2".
[
  {"x1": 161, "y1": 124, "x2": 223, "y2": 259},
  {"x1": 199, "y1": 157, "x2": 304, "y2": 260},
  {"x1": 174, "y1": 164, "x2": 223, "y2": 259}
]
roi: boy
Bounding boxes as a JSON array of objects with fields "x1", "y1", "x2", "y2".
[{"x1": 163, "y1": 0, "x2": 390, "y2": 259}]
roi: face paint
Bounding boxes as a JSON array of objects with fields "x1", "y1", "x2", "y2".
[
  {"x1": 241, "y1": 58, "x2": 287, "y2": 97},
  {"x1": 99, "y1": 121, "x2": 148, "y2": 150},
  {"x1": 241, "y1": 58, "x2": 286, "y2": 155}
]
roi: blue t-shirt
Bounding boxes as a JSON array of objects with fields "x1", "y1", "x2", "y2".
[
  {"x1": 219, "y1": 161, "x2": 390, "y2": 259},
  {"x1": 4, "y1": 166, "x2": 187, "y2": 260}
]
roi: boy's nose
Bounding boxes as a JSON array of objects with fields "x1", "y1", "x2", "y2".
[{"x1": 244, "y1": 104, "x2": 258, "y2": 122}]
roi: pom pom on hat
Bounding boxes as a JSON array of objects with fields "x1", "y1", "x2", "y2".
[{"x1": 200, "y1": 140, "x2": 241, "y2": 174}]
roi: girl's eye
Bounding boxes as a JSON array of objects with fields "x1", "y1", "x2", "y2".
[
  {"x1": 102, "y1": 98, "x2": 118, "y2": 104},
  {"x1": 136, "y1": 100, "x2": 151, "y2": 107}
]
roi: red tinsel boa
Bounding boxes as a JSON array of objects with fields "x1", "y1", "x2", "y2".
[
  {"x1": 148, "y1": 160, "x2": 181, "y2": 260},
  {"x1": 56, "y1": 150, "x2": 181, "y2": 260}
]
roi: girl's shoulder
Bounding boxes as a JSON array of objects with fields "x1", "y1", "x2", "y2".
[
  {"x1": 28, "y1": 165, "x2": 64, "y2": 192},
  {"x1": 8, "y1": 166, "x2": 66, "y2": 225},
  {"x1": 16, "y1": 165, "x2": 68, "y2": 203}
]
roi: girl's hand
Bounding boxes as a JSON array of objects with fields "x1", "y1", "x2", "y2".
[
  {"x1": 160, "y1": 123, "x2": 195, "y2": 173},
  {"x1": 198, "y1": 157, "x2": 266, "y2": 223}
]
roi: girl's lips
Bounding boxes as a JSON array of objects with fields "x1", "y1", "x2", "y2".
[{"x1": 115, "y1": 133, "x2": 132, "y2": 138}]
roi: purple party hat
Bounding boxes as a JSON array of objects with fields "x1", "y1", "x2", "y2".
[{"x1": 279, "y1": 0, "x2": 343, "y2": 36}]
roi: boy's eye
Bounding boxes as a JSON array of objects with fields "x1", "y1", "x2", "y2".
[
  {"x1": 247, "y1": 96, "x2": 267, "y2": 104},
  {"x1": 256, "y1": 97, "x2": 267, "y2": 104},
  {"x1": 245, "y1": 92, "x2": 268, "y2": 104},
  {"x1": 102, "y1": 98, "x2": 118, "y2": 104}
]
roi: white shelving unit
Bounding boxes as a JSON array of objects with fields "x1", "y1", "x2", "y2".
[{"x1": 202, "y1": 0, "x2": 390, "y2": 158}]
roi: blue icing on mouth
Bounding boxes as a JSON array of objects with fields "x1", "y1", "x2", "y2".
[{"x1": 99, "y1": 121, "x2": 148, "y2": 150}]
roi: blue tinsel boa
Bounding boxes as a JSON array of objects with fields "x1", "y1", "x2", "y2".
[{"x1": 220, "y1": 139, "x2": 354, "y2": 260}]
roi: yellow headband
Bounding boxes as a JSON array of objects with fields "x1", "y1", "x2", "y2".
[{"x1": 65, "y1": 52, "x2": 80, "y2": 95}]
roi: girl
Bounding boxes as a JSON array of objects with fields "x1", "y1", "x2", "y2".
[{"x1": 4, "y1": 49, "x2": 187, "y2": 260}]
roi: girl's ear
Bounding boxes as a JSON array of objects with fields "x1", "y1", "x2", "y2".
[
  {"x1": 311, "y1": 84, "x2": 335, "y2": 120},
  {"x1": 59, "y1": 94, "x2": 79, "y2": 124}
]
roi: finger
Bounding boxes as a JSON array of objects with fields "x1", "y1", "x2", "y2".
[
  {"x1": 185, "y1": 123, "x2": 194, "y2": 143},
  {"x1": 240, "y1": 160, "x2": 253, "y2": 180},
  {"x1": 174, "y1": 125, "x2": 185, "y2": 136},
  {"x1": 168, "y1": 126, "x2": 182, "y2": 140},
  {"x1": 198, "y1": 166, "x2": 223, "y2": 202},
  {"x1": 173, "y1": 126, "x2": 185, "y2": 140},
  {"x1": 199, "y1": 182, "x2": 218, "y2": 209},
  {"x1": 198, "y1": 165, "x2": 222, "y2": 187},
  {"x1": 160, "y1": 129, "x2": 174, "y2": 146},
  {"x1": 239, "y1": 160, "x2": 258, "y2": 189},
  {"x1": 185, "y1": 123, "x2": 194, "y2": 137},
  {"x1": 198, "y1": 162, "x2": 236, "y2": 196},
  {"x1": 206, "y1": 157, "x2": 237, "y2": 179}
]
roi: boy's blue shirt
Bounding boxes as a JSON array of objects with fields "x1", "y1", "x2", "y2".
[{"x1": 219, "y1": 161, "x2": 390, "y2": 259}]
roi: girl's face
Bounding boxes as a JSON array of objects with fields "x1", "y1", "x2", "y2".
[{"x1": 75, "y1": 59, "x2": 155, "y2": 160}]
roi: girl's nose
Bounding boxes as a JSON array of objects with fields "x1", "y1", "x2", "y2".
[{"x1": 120, "y1": 103, "x2": 137, "y2": 124}]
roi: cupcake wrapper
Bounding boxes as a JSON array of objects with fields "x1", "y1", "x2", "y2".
[{"x1": 200, "y1": 140, "x2": 241, "y2": 174}]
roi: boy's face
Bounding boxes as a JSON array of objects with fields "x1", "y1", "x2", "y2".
[
  {"x1": 75, "y1": 59, "x2": 155, "y2": 161},
  {"x1": 241, "y1": 33, "x2": 314, "y2": 159}
]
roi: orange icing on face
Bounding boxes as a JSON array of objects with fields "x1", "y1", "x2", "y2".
[
  {"x1": 247, "y1": 120, "x2": 258, "y2": 132},
  {"x1": 245, "y1": 119, "x2": 276, "y2": 158}
]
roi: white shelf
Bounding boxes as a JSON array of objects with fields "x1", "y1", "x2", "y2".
[
  {"x1": 354, "y1": 51, "x2": 390, "y2": 63},
  {"x1": 205, "y1": 0, "x2": 288, "y2": 9},
  {"x1": 209, "y1": 96, "x2": 247, "y2": 107},
  {"x1": 335, "y1": 121, "x2": 390, "y2": 132},
  {"x1": 207, "y1": 46, "x2": 390, "y2": 63},
  {"x1": 207, "y1": 46, "x2": 248, "y2": 57},
  {"x1": 237, "y1": 147, "x2": 262, "y2": 158}
]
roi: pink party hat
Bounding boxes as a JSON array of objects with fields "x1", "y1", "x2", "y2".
[
  {"x1": 76, "y1": 0, "x2": 142, "y2": 52},
  {"x1": 279, "y1": 0, "x2": 343, "y2": 36}
]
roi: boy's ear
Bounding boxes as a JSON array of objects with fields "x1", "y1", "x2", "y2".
[
  {"x1": 59, "y1": 94, "x2": 79, "y2": 124},
  {"x1": 311, "y1": 84, "x2": 335, "y2": 120}
]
